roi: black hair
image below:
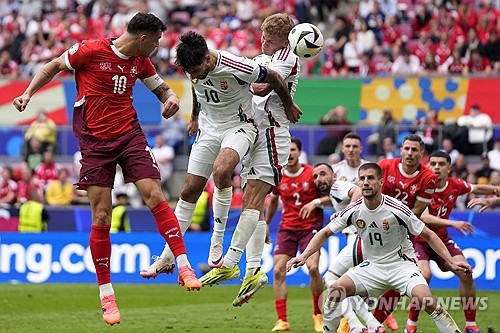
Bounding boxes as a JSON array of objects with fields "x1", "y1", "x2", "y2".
[
  {"x1": 291, "y1": 137, "x2": 302, "y2": 151},
  {"x1": 402, "y1": 133, "x2": 425, "y2": 151},
  {"x1": 175, "y1": 31, "x2": 209, "y2": 69},
  {"x1": 430, "y1": 151, "x2": 451, "y2": 164},
  {"x1": 359, "y1": 162, "x2": 383, "y2": 179},
  {"x1": 127, "y1": 13, "x2": 167, "y2": 35},
  {"x1": 343, "y1": 132, "x2": 362, "y2": 143},
  {"x1": 314, "y1": 163, "x2": 333, "y2": 172}
]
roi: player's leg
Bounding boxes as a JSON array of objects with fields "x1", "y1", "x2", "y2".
[
  {"x1": 305, "y1": 250, "x2": 323, "y2": 332},
  {"x1": 135, "y1": 177, "x2": 201, "y2": 290},
  {"x1": 406, "y1": 259, "x2": 432, "y2": 333},
  {"x1": 324, "y1": 273, "x2": 358, "y2": 331},
  {"x1": 272, "y1": 253, "x2": 292, "y2": 331},
  {"x1": 208, "y1": 124, "x2": 257, "y2": 267},
  {"x1": 87, "y1": 185, "x2": 121, "y2": 325}
]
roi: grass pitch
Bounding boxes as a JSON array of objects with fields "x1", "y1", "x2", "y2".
[{"x1": 0, "y1": 283, "x2": 498, "y2": 332}]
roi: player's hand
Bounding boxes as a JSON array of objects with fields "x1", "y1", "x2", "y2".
[
  {"x1": 187, "y1": 116, "x2": 199, "y2": 136},
  {"x1": 299, "y1": 201, "x2": 316, "y2": 219},
  {"x1": 452, "y1": 221, "x2": 474, "y2": 236},
  {"x1": 449, "y1": 260, "x2": 472, "y2": 275},
  {"x1": 13, "y1": 94, "x2": 31, "y2": 112},
  {"x1": 286, "y1": 256, "x2": 306, "y2": 272},
  {"x1": 162, "y1": 95, "x2": 180, "y2": 119},
  {"x1": 467, "y1": 197, "x2": 496, "y2": 213},
  {"x1": 265, "y1": 224, "x2": 272, "y2": 244},
  {"x1": 284, "y1": 102, "x2": 302, "y2": 124}
]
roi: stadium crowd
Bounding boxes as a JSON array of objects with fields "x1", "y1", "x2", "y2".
[{"x1": 0, "y1": 0, "x2": 499, "y2": 78}]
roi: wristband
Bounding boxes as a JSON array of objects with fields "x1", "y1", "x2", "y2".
[{"x1": 313, "y1": 198, "x2": 322, "y2": 208}]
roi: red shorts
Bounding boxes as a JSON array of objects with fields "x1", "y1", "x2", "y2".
[
  {"x1": 77, "y1": 126, "x2": 160, "y2": 190},
  {"x1": 273, "y1": 228, "x2": 318, "y2": 257},
  {"x1": 413, "y1": 236, "x2": 464, "y2": 272}
]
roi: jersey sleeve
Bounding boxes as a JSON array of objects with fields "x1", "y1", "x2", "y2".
[
  {"x1": 64, "y1": 41, "x2": 92, "y2": 70},
  {"x1": 327, "y1": 213, "x2": 349, "y2": 234},
  {"x1": 219, "y1": 51, "x2": 267, "y2": 84},
  {"x1": 407, "y1": 212, "x2": 426, "y2": 236},
  {"x1": 415, "y1": 172, "x2": 437, "y2": 203},
  {"x1": 270, "y1": 48, "x2": 297, "y2": 79},
  {"x1": 453, "y1": 178, "x2": 473, "y2": 196},
  {"x1": 330, "y1": 181, "x2": 355, "y2": 205},
  {"x1": 138, "y1": 58, "x2": 157, "y2": 80}
]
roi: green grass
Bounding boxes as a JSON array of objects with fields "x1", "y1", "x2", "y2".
[{"x1": 0, "y1": 284, "x2": 498, "y2": 332}]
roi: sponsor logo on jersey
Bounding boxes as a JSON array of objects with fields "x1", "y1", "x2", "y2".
[
  {"x1": 368, "y1": 221, "x2": 379, "y2": 228},
  {"x1": 382, "y1": 219, "x2": 390, "y2": 230},
  {"x1": 356, "y1": 219, "x2": 366, "y2": 229},
  {"x1": 100, "y1": 62, "x2": 112, "y2": 71},
  {"x1": 220, "y1": 78, "x2": 228, "y2": 90},
  {"x1": 203, "y1": 79, "x2": 213, "y2": 86},
  {"x1": 69, "y1": 43, "x2": 79, "y2": 55},
  {"x1": 117, "y1": 65, "x2": 125, "y2": 72}
]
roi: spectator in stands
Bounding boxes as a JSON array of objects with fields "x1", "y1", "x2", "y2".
[
  {"x1": 327, "y1": 52, "x2": 349, "y2": 77},
  {"x1": 368, "y1": 108, "x2": 397, "y2": 155},
  {"x1": 440, "y1": 47, "x2": 467, "y2": 75},
  {"x1": 18, "y1": 189, "x2": 48, "y2": 232},
  {"x1": 475, "y1": 154, "x2": 494, "y2": 182},
  {"x1": 456, "y1": 104, "x2": 493, "y2": 155},
  {"x1": 420, "y1": 51, "x2": 438, "y2": 73},
  {"x1": 441, "y1": 138, "x2": 459, "y2": 166},
  {"x1": 24, "y1": 137, "x2": 44, "y2": 171},
  {"x1": 487, "y1": 138, "x2": 500, "y2": 172},
  {"x1": 378, "y1": 136, "x2": 400, "y2": 161},
  {"x1": 343, "y1": 31, "x2": 362, "y2": 72},
  {"x1": 152, "y1": 134, "x2": 175, "y2": 201},
  {"x1": 414, "y1": 108, "x2": 441, "y2": 153},
  {"x1": 333, "y1": 17, "x2": 351, "y2": 54},
  {"x1": 373, "y1": 49, "x2": 393, "y2": 75},
  {"x1": 0, "y1": 49, "x2": 19, "y2": 78},
  {"x1": 455, "y1": 1, "x2": 477, "y2": 34},
  {"x1": 465, "y1": 49, "x2": 491, "y2": 74},
  {"x1": 161, "y1": 112, "x2": 188, "y2": 153},
  {"x1": 34, "y1": 149, "x2": 60, "y2": 188},
  {"x1": 391, "y1": 49, "x2": 420, "y2": 75},
  {"x1": 483, "y1": 29, "x2": 500, "y2": 73},
  {"x1": 378, "y1": 0, "x2": 397, "y2": 18},
  {"x1": 411, "y1": 4, "x2": 432, "y2": 37},
  {"x1": 450, "y1": 153, "x2": 469, "y2": 181},
  {"x1": 365, "y1": 1, "x2": 385, "y2": 43},
  {"x1": 45, "y1": 168, "x2": 74, "y2": 206},
  {"x1": 0, "y1": 166, "x2": 17, "y2": 207},
  {"x1": 23, "y1": 108, "x2": 57, "y2": 155},
  {"x1": 16, "y1": 163, "x2": 43, "y2": 206},
  {"x1": 317, "y1": 105, "x2": 353, "y2": 156},
  {"x1": 110, "y1": 193, "x2": 131, "y2": 233},
  {"x1": 357, "y1": 21, "x2": 376, "y2": 54}
]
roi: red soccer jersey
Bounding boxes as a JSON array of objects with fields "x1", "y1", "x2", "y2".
[
  {"x1": 379, "y1": 158, "x2": 437, "y2": 209},
  {"x1": 271, "y1": 164, "x2": 323, "y2": 230},
  {"x1": 65, "y1": 38, "x2": 158, "y2": 140},
  {"x1": 415, "y1": 177, "x2": 472, "y2": 241}
]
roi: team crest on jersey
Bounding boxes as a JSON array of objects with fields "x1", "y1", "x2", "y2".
[
  {"x1": 387, "y1": 175, "x2": 396, "y2": 184},
  {"x1": 382, "y1": 219, "x2": 390, "y2": 230},
  {"x1": 410, "y1": 184, "x2": 418, "y2": 194},
  {"x1": 220, "y1": 79, "x2": 228, "y2": 90},
  {"x1": 356, "y1": 219, "x2": 366, "y2": 229},
  {"x1": 69, "y1": 43, "x2": 79, "y2": 55},
  {"x1": 302, "y1": 182, "x2": 309, "y2": 190},
  {"x1": 100, "y1": 62, "x2": 112, "y2": 71},
  {"x1": 339, "y1": 176, "x2": 348, "y2": 181},
  {"x1": 131, "y1": 66, "x2": 137, "y2": 76}
]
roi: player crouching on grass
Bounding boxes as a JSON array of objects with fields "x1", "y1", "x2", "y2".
[{"x1": 287, "y1": 163, "x2": 471, "y2": 333}]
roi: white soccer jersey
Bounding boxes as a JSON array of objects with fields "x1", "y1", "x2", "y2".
[
  {"x1": 252, "y1": 47, "x2": 299, "y2": 130},
  {"x1": 328, "y1": 194, "x2": 425, "y2": 264},
  {"x1": 330, "y1": 180, "x2": 357, "y2": 212},
  {"x1": 190, "y1": 50, "x2": 266, "y2": 132},
  {"x1": 332, "y1": 159, "x2": 370, "y2": 183}
]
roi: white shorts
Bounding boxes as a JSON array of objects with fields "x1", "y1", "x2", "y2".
[
  {"x1": 240, "y1": 126, "x2": 290, "y2": 188},
  {"x1": 345, "y1": 260, "x2": 428, "y2": 298},
  {"x1": 187, "y1": 123, "x2": 258, "y2": 179},
  {"x1": 328, "y1": 235, "x2": 363, "y2": 278}
]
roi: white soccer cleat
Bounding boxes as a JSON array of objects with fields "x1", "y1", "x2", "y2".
[
  {"x1": 208, "y1": 242, "x2": 223, "y2": 268},
  {"x1": 140, "y1": 255, "x2": 175, "y2": 279}
]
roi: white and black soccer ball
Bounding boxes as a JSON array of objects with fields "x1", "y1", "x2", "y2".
[{"x1": 288, "y1": 23, "x2": 324, "y2": 58}]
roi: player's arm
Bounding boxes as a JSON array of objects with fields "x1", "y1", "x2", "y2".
[
  {"x1": 471, "y1": 184, "x2": 500, "y2": 195},
  {"x1": 420, "y1": 207, "x2": 474, "y2": 235},
  {"x1": 187, "y1": 86, "x2": 200, "y2": 136},
  {"x1": 151, "y1": 81, "x2": 180, "y2": 119},
  {"x1": 13, "y1": 53, "x2": 69, "y2": 112},
  {"x1": 261, "y1": 67, "x2": 302, "y2": 123},
  {"x1": 286, "y1": 226, "x2": 333, "y2": 271},
  {"x1": 299, "y1": 195, "x2": 329, "y2": 219},
  {"x1": 418, "y1": 226, "x2": 472, "y2": 274},
  {"x1": 411, "y1": 199, "x2": 430, "y2": 218},
  {"x1": 349, "y1": 186, "x2": 362, "y2": 201},
  {"x1": 467, "y1": 196, "x2": 500, "y2": 212},
  {"x1": 252, "y1": 83, "x2": 272, "y2": 97}
]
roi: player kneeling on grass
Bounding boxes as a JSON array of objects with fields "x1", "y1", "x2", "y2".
[{"x1": 286, "y1": 163, "x2": 471, "y2": 333}]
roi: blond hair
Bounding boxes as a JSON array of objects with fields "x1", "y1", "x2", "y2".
[{"x1": 261, "y1": 13, "x2": 295, "y2": 40}]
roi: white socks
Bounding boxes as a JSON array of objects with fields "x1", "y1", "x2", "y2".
[
  {"x1": 160, "y1": 198, "x2": 196, "y2": 262},
  {"x1": 211, "y1": 187, "x2": 232, "y2": 244},
  {"x1": 244, "y1": 220, "x2": 267, "y2": 277},
  {"x1": 430, "y1": 305, "x2": 461, "y2": 332},
  {"x1": 223, "y1": 209, "x2": 260, "y2": 268},
  {"x1": 99, "y1": 283, "x2": 114, "y2": 299}
]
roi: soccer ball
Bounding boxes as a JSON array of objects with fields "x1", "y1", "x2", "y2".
[{"x1": 288, "y1": 23, "x2": 324, "y2": 58}]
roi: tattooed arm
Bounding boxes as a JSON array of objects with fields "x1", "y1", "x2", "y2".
[{"x1": 152, "y1": 82, "x2": 180, "y2": 119}]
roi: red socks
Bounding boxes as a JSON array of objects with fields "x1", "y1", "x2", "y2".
[
  {"x1": 408, "y1": 299, "x2": 421, "y2": 322},
  {"x1": 151, "y1": 201, "x2": 186, "y2": 257},
  {"x1": 312, "y1": 293, "x2": 322, "y2": 315},
  {"x1": 373, "y1": 289, "x2": 401, "y2": 322},
  {"x1": 462, "y1": 298, "x2": 477, "y2": 322},
  {"x1": 276, "y1": 299, "x2": 287, "y2": 322},
  {"x1": 90, "y1": 225, "x2": 111, "y2": 285}
]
